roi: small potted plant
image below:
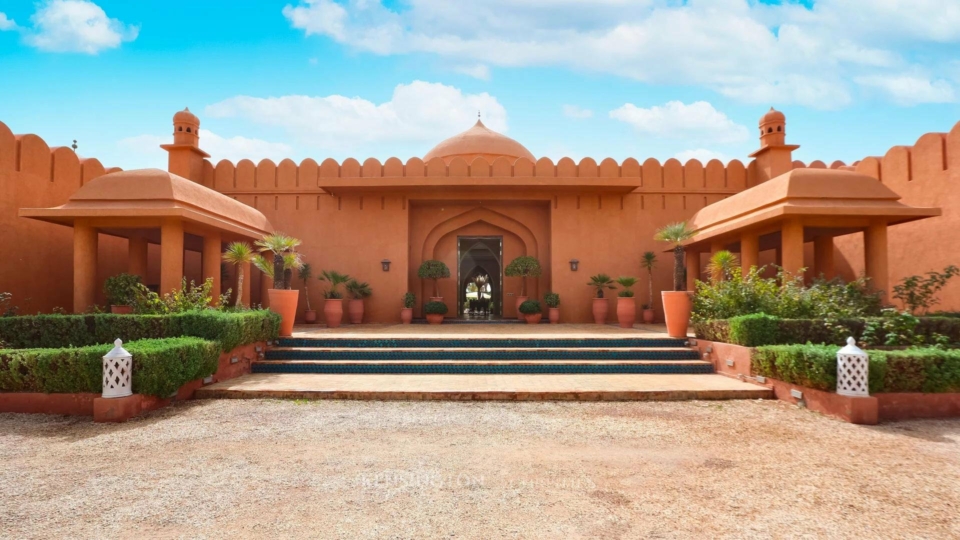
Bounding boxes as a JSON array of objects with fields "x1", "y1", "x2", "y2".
[
  {"x1": 615, "y1": 276, "x2": 638, "y2": 328},
  {"x1": 655, "y1": 222, "x2": 696, "y2": 338},
  {"x1": 519, "y1": 299, "x2": 542, "y2": 324},
  {"x1": 222, "y1": 242, "x2": 255, "y2": 308},
  {"x1": 104, "y1": 273, "x2": 141, "y2": 314},
  {"x1": 401, "y1": 292, "x2": 416, "y2": 324},
  {"x1": 588, "y1": 273, "x2": 615, "y2": 324},
  {"x1": 505, "y1": 255, "x2": 542, "y2": 318},
  {"x1": 424, "y1": 300, "x2": 448, "y2": 325},
  {"x1": 254, "y1": 233, "x2": 303, "y2": 337},
  {"x1": 298, "y1": 263, "x2": 316, "y2": 323},
  {"x1": 544, "y1": 292, "x2": 560, "y2": 324},
  {"x1": 418, "y1": 260, "x2": 450, "y2": 302},
  {"x1": 345, "y1": 279, "x2": 372, "y2": 324},
  {"x1": 641, "y1": 251, "x2": 657, "y2": 324},
  {"x1": 319, "y1": 270, "x2": 350, "y2": 328}
]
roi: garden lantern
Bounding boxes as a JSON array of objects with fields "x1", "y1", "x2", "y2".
[
  {"x1": 102, "y1": 338, "x2": 133, "y2": 399},
  {"x1": 836, "y1": 337, "x2": 869, "y2": 397}
]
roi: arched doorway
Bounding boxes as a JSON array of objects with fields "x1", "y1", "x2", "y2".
[{"x1": 458, "y1": 236, "x2": 502, "y2": 318}]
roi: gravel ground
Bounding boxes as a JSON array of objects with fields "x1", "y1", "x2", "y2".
[{"x1": 2, "y1": 399, "x2": 959, "y2": 539}]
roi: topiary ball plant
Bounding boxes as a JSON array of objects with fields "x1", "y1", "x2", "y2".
[
  {"x1": 104, "y1": 273, "x2": 142, "y2": 307},
  {"x1": 544, "y1": 292, "x2": 560, "y2": 308},
  {"x1": 402, "y1": 292, "x2": 416, "y2": 309},
  {"x1": 505, "y1": 256, "x2": 542, "y2": 297},
  {"x1": 418, "y1": 260, "x2": 451, "y2": 298},
  {"x1": 519, "y1": 299, "x2": 542, "y2": 315},
  {"x1": 424, "y1": 301, "x2": 449, "y2": 315}
]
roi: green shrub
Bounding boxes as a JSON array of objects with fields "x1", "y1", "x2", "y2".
[
  {"x1": 728, "y1": 314, "x2": 780, "y2": 347},
  {"x1": 104, "y1": 273, "x2": 142, "y2": 306},
  {"x1": 892, "y1": 265, "x2": 960, "y2": 314},
  {"x1": 0, "y1": 337, "x2": 220, "y2": 397},
  {"x1": 424, "y1": 301, "x2": 448, "y2": 315},
  {"x1": 544, "y1": 292, "x2": 560, "y2": 308},
  {"x1": 402, "y1": 292, "x2": 416, "y2": 309},
  {"x1": 519, "y1": 300, "x2": 542, "y2": 314}
]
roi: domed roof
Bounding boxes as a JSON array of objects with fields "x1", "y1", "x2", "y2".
[
  {"x1": 760, "y1": 107, "x2": 785, "y2": 125},
  {"x1": 424, "y1": 119, "x2": 535, "y2": 164},
  {"x1": 174, "y1": 107, "x2": 199, "y2": 125}
]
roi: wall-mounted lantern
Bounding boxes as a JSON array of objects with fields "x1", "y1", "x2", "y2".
[
  {"x1": 381, "y1": 259, "x2": 391, "y2": 272},
  {"x1": 569, "y1": 259, "x2": 580, "y2": 272}
]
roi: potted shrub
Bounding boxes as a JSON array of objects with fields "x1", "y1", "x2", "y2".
[
  {"x1": 641, "y1": 251, "x2": 657, "y2": 324},
  {"x1": 104, "y1": 273, "x2": 141, "y2": 314},
  {"x1": 298, "y1": 263, "x2": 316, "y2": 323},
  {"x1": 519, "y1": 299, "x2": 542, "y2": 324},
  {"x1": 654, "y1": 222, "x2": 697, "y2": 338},
  {"x1": 588, "y1": 274, "x2": 615, "y2": 324},
  {"x1": 544, "y1": 292, "x2": 560, "y2": 324},
  {"x1": 318, "y1": 270, "x2": 351, "y2": 328},
  {"x1": 615, "y1": 276, "x2": 638, "y2": 328},
  {"x1": 418, "y1": 260, "x2": 450, "y2": 301},
  {"x1": 222, "y1": 242, "x2": 255, "y2": 308},
  {"x1": 401, "y1": 292, "x2": 416, "y2": 324},
  {"x1": 345, "y1": 279, "x2": 372, "y2": 324},
  {"x1": 254, "y1": 233, "x2": 302, "y2": 337},
  {"x1": 505, "y1": 255, "x2": 542, "y2": 318},
  {"x1": 424, "y1": 300, "x2": 448, "y2": 325}
]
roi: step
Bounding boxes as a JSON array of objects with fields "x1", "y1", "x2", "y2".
[
  {"x1": 251, "y1": 360, "x2": 714, "y2": 375},
  {"x1": 276, "y1": 337, "x2": 689, "y2": 349},
  {"x1": 264, "y1": 348, "x2": 701, "y2": 361}
]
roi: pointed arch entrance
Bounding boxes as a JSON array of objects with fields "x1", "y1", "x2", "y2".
[{"x1": 458, "y1": 236, "x2": 502, "y2": 318}]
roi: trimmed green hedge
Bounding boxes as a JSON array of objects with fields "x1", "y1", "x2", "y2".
[
  {"x1": 695, "y1": 316, "x2": 960, "y2": 347},
  {"x1": 0, "y1": 310, "x2": 280, "y2": 351},
  {"x1": 754, "y1": 344, "x2": 960, "y2": 394},
  {"x1": 0, "y1": 337, "x2": 219, "y2": 397}
]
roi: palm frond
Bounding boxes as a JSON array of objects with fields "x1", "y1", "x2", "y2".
[
  {"x1": 222, "y1": 242, "x2": 255, "y2": 265},
  {"x1": 654, "y1": 222, "x2": 696, "y2": 245}
]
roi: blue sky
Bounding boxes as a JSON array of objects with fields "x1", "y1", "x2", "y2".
[{"x1": 0, "y1": 0, "x2": 958, "y2": 170}]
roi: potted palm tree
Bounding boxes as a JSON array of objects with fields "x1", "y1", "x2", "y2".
[
  {"x1": 345, "y1": 279, "x2": 372, "y2": 324},
  {"x1": 707, "y1": 250, "x2": 739, "y2": 282},
  {"x1": 424, "y1": 300, "x2": 448, "y2": 325},
  {"x1": 544, "y1": 292, "x2": 560, "y2": 324},
  {"x1": 641, "y1": 251, "x2": 657, "y2": 324},
  {"x1": 505, "y1": 256, "x2": 542, "y2": 318},
  {"x1": 298, "y1": 263, "x2": 316, "y2": 323},
  {"x1": 104, "y1": 273, "x2": 141, "y2": 314},
  {"x1": 401, "y1": 292, "x2": 416, "y2": 324},
  {"x1": 615, "y1": 276, "x2": 639, "y2": 328},
  {"x1": 418, "y1": 260, "x2": 450, "y2": 302},
  {"x1": 319, "y1": 270, "x2": 350, "y2": 328},
  {"x1": 519, "y1": 299, "x2": 542, "y2": 324},
  {"x1": 254, "y1": 233, "x2": 302, "y2": 337},
  {"x1": 222, "y1": 242, "x2": 255, "y2": 309},
  {"x1": 588, "y1": 274, "x2": 616, "y2": 324},
  {"x1": 654, "y1": 222, "x2": 697, "y2": 338}
]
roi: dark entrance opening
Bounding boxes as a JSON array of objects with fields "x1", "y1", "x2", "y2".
[{"x1": 457, "y1": 236, "x2": 503, "y2": 319}]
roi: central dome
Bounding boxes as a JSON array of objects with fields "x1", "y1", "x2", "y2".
[{"x1": 424, "y1": 119, "x2": 535, "y2": 164}]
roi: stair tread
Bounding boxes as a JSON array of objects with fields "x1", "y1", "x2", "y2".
[
  {"x1": 270, "y1": 346, "x2": 695, "y2": 352},
  {"x1": 256, "y1": 359, "x2": 712, "y2": 365}
]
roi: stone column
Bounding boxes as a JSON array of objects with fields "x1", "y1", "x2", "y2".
[
  {"x1": 73, "y1": 220, "x2": 98, "y2": 313},
  {"x1": 685, "y1": 249, "x2": 699, "y2": 291},
  {"x1": 740, "y1": 232, "x2": 759, "y2": 275},
  {"x1": 865, "y1": 222, "x2": 889, "y2": 296},
  {"x1": 781, "y1": 219, "x2": 805, "y2": 278},
  {"x1": 814, "y1": 236, "x2": 835, "y2": 280},
  {"x1": 160, "y1": 219, "x2": 184, "y2": 296},
  {"x1": 202, "y1": 231, "x2": 222, "y2": 305},
  {"x1": 128, "y1": 236, "x2": 148, "y2": 281}
]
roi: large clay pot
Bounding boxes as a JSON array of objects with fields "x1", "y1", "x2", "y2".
[
  {"x1": 304, "y1": 309, "x2": 317, "y2": 324},
  {"x1": 324, "y1": 298, "x2": 344, "y2": 329},
  {"x1": 110, "y1": 305, "x2": 132, "y2": 315},
  {"x1": 642, "y1": 309, "x2": 655, "y2": 324},
  {"x1": 592, "y1": 298, "x2": 608, "y2": 325},
  {"x1": 348, "y1": 299, "x2": 364, "y2": 324},
  {"x1": 426, "y1": 313, "x2": 444, "y2": 325},
  {"x1": 400, "y1": 308, "x2": 413, "y2": 324},
  {"x1": 662, "y1": 291, "x2": 692, "y2": 338},
  {"x1": 548, "y1": 307, "x2": 560, "y2": 324},
  {"x1": 524, "y1": 313, "x2": 541, "y2": 324},
  {"x1": 514, "y1": 296, "x2": 528, "y2": 319},
  {"x1": 617, "y1": 297, "x2": 637, "y2": 329},
  {"x1": 268, "y1": 289, "x2": 300, "y2": 337}
]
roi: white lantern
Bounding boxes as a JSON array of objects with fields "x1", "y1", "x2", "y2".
[
  {"x1": 102, "y1": 338, "x2": 133, "y2": 399},
  {"x1": 837, "y1": 337, "x2": 869, "y2": 397}
]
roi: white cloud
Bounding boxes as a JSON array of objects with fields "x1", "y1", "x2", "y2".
[
  {"x1": 610, "y1": 101, "x2": 749, "y2": 144},
  {"x1": 453, "y1": 64, "x2": 491, "y2": 80},
  {"x1": 117, "y1": 131, "x2": 293, "y2": 167},
  {"x1": 0, "y1": 13, "x2": 18, "y2": 31},
  {"x1": 855, "y1": 74, "x2": 955, "y2": 105},
  {"x1": 562, "y1": 105, "x2": 593, "y2": 119},
  {"x1": 674, "y1": 149, "x2": 732, "y2": 164},
  {"x1": 25, "y1": 0, "x2": 138, "y2": 54},
  {"x1": 205, "y1": 80, "x2": 507, "y2": 150}
]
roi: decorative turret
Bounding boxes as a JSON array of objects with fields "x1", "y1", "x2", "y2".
[
  {"x1": 161, "y1": 107, "x2": 209, "y2": 183},
  {"x1": 749, "y1": 107, "x2": 799, "y2": 185}
]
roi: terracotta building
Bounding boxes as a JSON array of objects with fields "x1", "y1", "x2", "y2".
[{"x1": 3, "y1": 108, "x2": 959, "y2": 321}]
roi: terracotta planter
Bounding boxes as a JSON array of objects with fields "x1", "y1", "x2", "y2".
[
  {"x1": 400, "y1": 308, "x2": 413, "y2": 324},
  {"x1": 348, "y1": 299, "x2": 364, "y2": 324},
  {"x1": 110, "y1": 305, "x2": 132, "y2": 315},
  {"x1": 616, "y1": 297, "x2": 637, "y2": 328},
  {"x1": 268, "y1": 289, "x2": 300, "y2": 337},
  {"x1": 524, "y1": 313, "x2": 541, "y2": 324},
  {"x1": 323, "y1": 298, "x2": 344, "y2": 329},
  {"x1": 642, "y1": 309, "x2": 655, "y2": 324},
  {"x1": 548, "y1": 307, "x2": 560, "y2": 324},
  {"x1": 514, "y1": 296, "x2": 528, "y2": 319},
  {"x1": 592, "y1": 298, "x2": 608, "y2": 325},
  {"x1": 426, "y1": 313, "x2": 444, "y2": 325},
  {"x1": 304, "y1": 309, "x2": 317, "y2": 324},
  {"x1": 662, "y1": 291, "x2": 692, "y2": 338}
]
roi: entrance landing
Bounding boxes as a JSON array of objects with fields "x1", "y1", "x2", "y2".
[{"x1": 290, "y1": 323, "x2": 685, "y2": 339}]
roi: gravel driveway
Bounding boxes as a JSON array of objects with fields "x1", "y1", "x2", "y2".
[{"x1": 2, "y1": 399, "x2": 958, "y2": 539}]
